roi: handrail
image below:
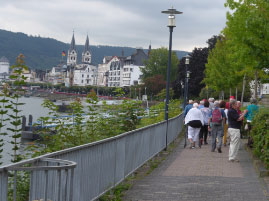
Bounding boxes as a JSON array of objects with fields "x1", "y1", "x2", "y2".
[
  {"x1": 6, "y1": 158, "x2": 77, "y2": 171},
  {"x1": 0, "y1": 113, "x2": 184, "y2": 201}
]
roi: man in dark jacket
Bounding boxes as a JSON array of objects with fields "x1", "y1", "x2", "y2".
[{"x1": 228, "y1": 99, "x2": 247, "y2": 162}]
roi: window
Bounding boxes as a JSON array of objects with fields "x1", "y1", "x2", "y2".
[
  {"x1": 81, "y1": 80, "x2": 83, "y2": 83},
  {"x1": 130, "y1": 68, "x2": 133, "y2": 72},
  {"x1": 82, "y1": 74, "x2": 84, "y2": 78}
]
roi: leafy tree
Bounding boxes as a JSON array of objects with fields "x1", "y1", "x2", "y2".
[
  {"x1": 173, "y1": 35, "x2": 220, "y2": 98},
  {"x1": 0, "y1": 83, "x2": 11, "y2": 165},
  {"x1": 223, "y1": 0, "x2": 269, "y2": 97},
  {"x1": 156, "y1": 88, "x2": 174, "y2": 101},
  {"x1": 203, "y1": 37, "x2": 239, "y2": 93},
  {"x1": 141, "y1": 47, "x2": 179, "y2": 82},
  {"x1": 143, "y1": 74, "x2": 166, "y2": 96},
  {"x1": 8, "y1": 54, "x2": 28, "y2": 162}
]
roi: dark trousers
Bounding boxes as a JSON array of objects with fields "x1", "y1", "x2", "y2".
[{"x1": 199, "y1": 125, "x2": 208, "y2": 143}]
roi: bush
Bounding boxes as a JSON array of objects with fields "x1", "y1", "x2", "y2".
[{"x1": 250, "y1": 109, "x2": 269, "y2": 169}]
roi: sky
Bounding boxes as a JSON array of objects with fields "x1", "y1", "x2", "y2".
[{"x1": 0, "y1": 0, "x2": 229, "y2": 52}]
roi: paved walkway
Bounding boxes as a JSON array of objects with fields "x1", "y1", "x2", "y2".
[{"x1": 123, "y1": 137, "x2": 269, "y2": 201}]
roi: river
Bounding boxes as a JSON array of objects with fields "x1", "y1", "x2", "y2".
[
  {"x1": 0, "y1": 96, "x2": 122, "y2": 166},
  {"x1": 0, "y1": 97, "x2": 51, "y2": 166}
]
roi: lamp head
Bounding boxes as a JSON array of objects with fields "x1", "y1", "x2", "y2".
[
  {"x1": 184, "y1": 54, "x2": 191, "y2": 65},
  {"x1": 162, "y1": 7, "x2": 183, "y2": 27},
  {"x1": 187, "y1": 71, "x2": 191, "y2": 78}
]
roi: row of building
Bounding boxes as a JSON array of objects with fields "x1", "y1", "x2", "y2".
[
  {"x1": 0, "y1": 33, "x2": 150, "y2": 88},
  {"x1": 46, "y1": 33, "x2": 150, "y2": 88}
]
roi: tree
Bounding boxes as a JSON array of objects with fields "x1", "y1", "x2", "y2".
[
  {"x1": 223, "y1": 0, "x2": 269, "y2": 98},
  {"x1": 141, "y1": 47, "x2": 179, "y2": 82},
  {"x1": 143, "y1": 74, "x2": 166, "y2": 96},
  {"x1": 204, "y1": 37, "x2": 240, "y2": 92},
  {"x1": 173, "y1": 35, "x2": 220, "y2": 98}
]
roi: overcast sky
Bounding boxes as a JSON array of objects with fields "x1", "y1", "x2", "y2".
[{"x1": 0, "y1": 0, "x2": 229, "y2": 52}]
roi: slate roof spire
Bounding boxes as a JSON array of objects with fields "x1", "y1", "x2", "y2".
[
  {"x1": 84, "y1": 35, "x2": 90, "y2": 53},
  {"x1": 70, "y1": 31, "x2": 76, "y2": 51},
  {"x1": 148, "y1": 41, "x2": 151, "y2": 57}
]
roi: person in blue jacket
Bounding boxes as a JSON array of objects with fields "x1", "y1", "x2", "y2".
[{"x1": 184, "y1": 100, "x2": 194, "y2": 117}]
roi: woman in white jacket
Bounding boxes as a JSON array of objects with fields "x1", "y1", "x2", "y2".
[{"x1": 185, "y1": 103, "x2": 204, "y2": 149}]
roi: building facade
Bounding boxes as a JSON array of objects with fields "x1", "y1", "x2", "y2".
[{"x1": 121, "y1": 48, "x2": 148, "y2": 87}]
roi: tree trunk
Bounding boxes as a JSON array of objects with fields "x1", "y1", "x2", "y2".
[
  {"x1": 230, "y1": 88, "x2": 232, "y2": 97},
  {"x1": 254, "y1": 70, "x2": 258, "y2": 99},
  {"x1": 241, "y1": 73, "x2": 246, "y2": 103},
  {"x1": 235, "y1": 87, "x2": 238, "y2": 100}
]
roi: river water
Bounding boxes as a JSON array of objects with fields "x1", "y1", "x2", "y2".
[
  {"x1": 0, "y1": 97, "x2": 51, "y2": 166},
  {"x1": 0, "y1": 96, "x2": 122, "y2": 166}
]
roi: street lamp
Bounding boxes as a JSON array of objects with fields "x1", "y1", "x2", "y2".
[
  {"x1": 162, "y1": 7, "x2": 182, "y2": 121},
  {"x1": 180, "y1": 80, "x2": 184, "y2": 101},
  {"x1": 145, "y1": 87, "x2": 147, "y2": 96},
  {"x1": 162, "y1": 7, "x2": 182, "y2": 149},
  {"x1": 183, "y1": 55, "x2": 191, "y2": 109}
]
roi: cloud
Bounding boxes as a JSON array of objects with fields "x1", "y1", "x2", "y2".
[{"x1": 0, "y1": 0, "x2": 229, "y2": 51}]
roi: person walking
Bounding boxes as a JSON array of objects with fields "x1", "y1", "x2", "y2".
[
  {"x1": 200, "y1": 100, "x2": 211, "y2": 146},
  {"x1": 184, "y1": 100, "x2": 194, "y2": 117},
  {"x1": 198, "y1": 100, "x2": 205, "y2": 109},
  {"x1": 208, "y1": 97, "x2": 215, "y2": 110},
  {"x1": 185, "y1": 103, "x2": 204, "y2": 149},
  {"x1": 208, "y1": 101, "x2": 226, "y2": 153},
  {"x1": 245, "y1": 98, "x2": 259, "y2": 146},
  {"x1": 223, "y1": 102, "x2": 229, "y2": 146},
  {"x1": 228, "y1": 99, "x2": 247, "y2": 162}
]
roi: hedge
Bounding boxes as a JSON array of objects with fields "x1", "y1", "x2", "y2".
[{"x1": 250, "y1": 108, "x2": 269, "y2": 169}]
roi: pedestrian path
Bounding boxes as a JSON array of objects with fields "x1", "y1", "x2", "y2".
[{"x1": 123, "y1": 138, "x2": 269, "y2": 201}]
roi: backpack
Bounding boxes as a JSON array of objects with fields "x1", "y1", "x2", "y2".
[{"x1": 212, "y1": 108, "x2": 222, "y2": 125}]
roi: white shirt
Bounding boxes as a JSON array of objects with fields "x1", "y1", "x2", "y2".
[{"x1": 185, "y1": 108, "x2": 204, "y2": 126}]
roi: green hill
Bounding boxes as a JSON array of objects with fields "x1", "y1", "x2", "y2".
[{"x1": 0, "y1": 29, "x2": 189, "y2": 70}]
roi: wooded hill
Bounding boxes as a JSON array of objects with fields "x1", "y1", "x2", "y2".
[{"x1": 0, "y1": 29, "x2": 188, "y2": 70}]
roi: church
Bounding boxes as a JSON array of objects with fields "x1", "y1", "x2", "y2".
[{"x1": 65, "y1": 33, "x2": 98, "y2": 87}]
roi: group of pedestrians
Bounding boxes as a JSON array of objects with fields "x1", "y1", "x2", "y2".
[{"x1": 184, "y1": 97, "x2": 259, "y2": 162}]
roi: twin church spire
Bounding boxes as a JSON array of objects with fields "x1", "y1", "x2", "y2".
[{"x1": 67, "y1": 33, "x2": 91, "y2": 66}]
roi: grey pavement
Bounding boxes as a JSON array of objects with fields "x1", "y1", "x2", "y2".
[{"x1": 123, "y1": 136, "x2": 269, "y2": 201}]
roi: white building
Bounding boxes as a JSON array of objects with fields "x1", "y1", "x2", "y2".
[
  {"x1": 121, "y1": 48, "x2": 148, "y2": 87},
  {"x1": 0, "y1": 56, "x2": 10, "y2": 81},
  {"x1": 65, "y1": 33, "x2": 98, "y2": 87},
  {"x1": 97, "y1": 56, "x2": 113, "y2": 87},
  {"x1": 108, "y1": 57, "x2": 124, "y2": 87},
  {"x1": 260, "y1": 83, "x2": 269, "y2": 95},
  {"x1": 73, "y1": 64, "x2": 98, "y2": 86},
  {"x1": 47, "y1": 63, "x2": 67, "y2": 85}
]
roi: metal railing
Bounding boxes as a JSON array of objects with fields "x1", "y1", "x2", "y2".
[
  {"x1": 0, "y1": 158, "x2": 76, "y2": 201},
  {"x1": 0, "y1": 113, "x2": 184, "y2": 201}
]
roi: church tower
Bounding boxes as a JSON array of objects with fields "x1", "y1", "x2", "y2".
[
  {"x1": 82, "y1": 35, "x2": 92, "y2": 64},
  {"x1": 148, "y1": 41, "x2": 151, "y2": 57},
  {"x1": 67, "y1": 32, "x2": 77, "y2": 66}
]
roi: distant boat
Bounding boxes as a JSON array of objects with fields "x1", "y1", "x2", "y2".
[{"x1": 24, "y1": 94, "x2": 30, "y2": 98}]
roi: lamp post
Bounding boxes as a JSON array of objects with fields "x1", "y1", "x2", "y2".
[
  {"x1": 145, "y1": 87, "x2": 147, "y2": 96},
  {"x1": 162, "y1": 7, "x2": 182, "y2": 149},
  {"x1": 181, "y1": 80, "x2": 184, "y2": 104},
  {"x1": 183, "y1": 55, "x2": 190, "y2": 109},
  {"x1": 162, "y1": 7, "x2": 182, "y2": 121}
]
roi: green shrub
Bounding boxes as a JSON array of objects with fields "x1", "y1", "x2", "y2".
[{"x1": 250, "y1": 109, "x2": 269, "y2": 169}]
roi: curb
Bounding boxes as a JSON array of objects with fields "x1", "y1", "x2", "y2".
[{"x1": 244, "y1": 143, "x2": 269, "y2": 177}]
